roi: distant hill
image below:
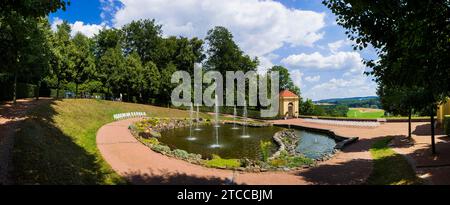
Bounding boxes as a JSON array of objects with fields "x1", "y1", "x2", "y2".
[{"x1": 314, "y1": 96, "x2": 381, "y2": 109}]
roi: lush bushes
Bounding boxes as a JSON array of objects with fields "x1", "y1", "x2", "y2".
[
  {"x1": 0, "y1": 83, "x2": 39, "y2": 101},
  {"x1": 259, "y1": 141, "x2": 272, "y2": 162},
  {"x1": 203, "y1": 154, "x2": 241, "y2": 169},
  {"x1": 268, "y1": 150, "x2": 313, "y2": 168},
  {"x1": 444, "y1": 115, "x2": 450, "y2": 135}
]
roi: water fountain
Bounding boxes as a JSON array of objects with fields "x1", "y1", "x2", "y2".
[
  {"x1": 211, "y1": 95, "x2": 221, "y2": 148},
  {"x1": 186, "y1": 103, "x2": 197, "y2": 141},
  {"x1": 241, "y1": 102, "x2": 250, "y2": 138},
  {"x1": 232, "y1": 106, "x2": 239, "y2": 130},
  {"x1": 195, "y1": 104, "x2": 202, "y2": 131}
]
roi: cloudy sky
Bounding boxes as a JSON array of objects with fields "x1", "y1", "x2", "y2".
[{"x1": 50, "y1": 0, "x2": 378, "y2": 101}]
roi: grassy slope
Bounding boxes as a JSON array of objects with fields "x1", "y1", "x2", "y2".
[
  {"x1": 367, "y1": 137, "x2": 421, "y2": 185},
  {"x1": 13, "y1": 99, "x2": 210, "y2": 185},
  {"x1": 346, "y1": 109, "x2": 385, "y2": 119}
]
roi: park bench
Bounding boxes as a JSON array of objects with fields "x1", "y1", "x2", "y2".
[{"x1": 113, "y1": 112, "x2": 147, "y2": 121}]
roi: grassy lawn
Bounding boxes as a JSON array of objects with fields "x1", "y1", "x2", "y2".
[
  {"x1": 12, "y1": 99, "x2": 210, "y2": 184},
  {"x1": 346, "y1": 108, "x2": 385, "y2": 119},
  {"x1": 367, "y1": 137, "x2": 422, "y2": 185}
]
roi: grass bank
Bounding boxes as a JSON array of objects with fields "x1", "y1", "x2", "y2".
[
  {"x1": 12, "y1": 99, "x2": 209, "y2": 184},
  {"x1": 346, "y1": 108, "x2": 385, "y2": 119},
  {"x1": 367, "y1": 137, "x2": 421, "y2": 185}
]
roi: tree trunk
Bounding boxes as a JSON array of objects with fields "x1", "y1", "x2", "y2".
[
  {"x1": 56, "y1": 78, "x2": 61, "y2": 99},
  {"x1": 13, "y1": 69, "x2": 17, "y2": 104},
  {"x1": 408, "y1": 109, "x2": 412, "y2": 138},
  {"x1": 75, "y1": 83, "x2": 79, "y2": 99},
  {"x1": 36, "y1": 80, "x2": 41, "y2": 100},
  {"x1": 431, "y1": 114, "x2": 436, "y2": 155}
]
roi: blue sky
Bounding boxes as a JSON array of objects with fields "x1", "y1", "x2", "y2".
[{"x1": 50, "y1": 0, "x2": 378, "y2": 101}]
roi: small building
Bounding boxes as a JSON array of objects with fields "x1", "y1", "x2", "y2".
[
  {"x1": 437, "y1": 99, "x2": 450, "y2": 124},
  {"x1": 279, "y1": 90, "x2": 300, "y2": 118}
]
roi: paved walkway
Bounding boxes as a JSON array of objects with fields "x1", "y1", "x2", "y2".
[
  {"x1": 96, "y1": 118, "x2": 450, "y2": 185},
  {"x1": 0, "y1": 98, "x2": 52, "y2": 185}
]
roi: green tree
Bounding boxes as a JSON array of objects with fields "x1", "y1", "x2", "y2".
[
  {"x1": 71, "y1": 32, "x2": 95, "y2": 97},
  {"x1": 144, "y1": 61, "x2": 161, "y2": 102},
  {"x1": 301, "y1": 99, "x2": 316, "y2": 116},
  {"x1": 97, "y1": 47, "x2": 126, "y2": 99},
  {"x1": 160, "y1": 62, "x2": 177, "y2": 106},
  {"x1": 268, "y1": 66, "x2": 301, "y2": 96},
  {"x1": 204, "y1": 26, "x2": 258, "y2": 74},
  {"x1": 93, "y1": 28, "x2": 123, "y2": 58},
  {"x1": 122, "y1": 19, "x2": 162, "y2": 64},
  {"x1": 323, "y1": 0, "x2": 450, "y2": 154},
  {"x1": 0, "y1": 0, "x2": 68, "y2": 103},
  {"x1": 48, "y1": 21, "x2": 74, "y2": 98}
]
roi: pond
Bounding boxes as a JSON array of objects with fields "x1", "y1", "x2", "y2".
[{"x1": 159, "y1": 124, "x2": 337, "y2": 160}]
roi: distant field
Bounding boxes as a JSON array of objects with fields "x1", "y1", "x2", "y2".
[{"x1": 346, "y1": 108, "x2": 385, "y2": 119}]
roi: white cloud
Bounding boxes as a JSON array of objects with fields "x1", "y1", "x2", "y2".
[
  {"x1": 70, "y1": 21, "x2": 107, "y2": 38},
  {"x1": 303, "y1": 73, "x2": 376, "y2": 100},
  {"x1": 51, "y1": 17, "x2": 106, "y2": 38},
  {"x1": 328, "y1": 39, "x2": 352, "y2": 53},
  {"x1": 290, "y1": 70, "x2": 304, "y2": 88},
  {"x1": 304, "y1": 75, "x2": 320, "y2": 83},
  {"x1": 108, "y1": 0, "x2": 326, "y2": 70},
  {"x1": 281, "y1": 51, "x2": 364, "y2": 74}
]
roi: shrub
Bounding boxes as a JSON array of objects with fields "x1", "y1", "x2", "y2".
[
  {"x1": 444, "y1": 115, "x2": 450, "y2": 136},
  {"x1": 269, "y1": 151, "x2": 313, "y2": 168},
  {"x1": 204, "y1": 154, "x2": 241, "y2": 169},
  {"x1": 142, "y1": 137, "x2": 160, "y2": 146},
  {"x1": 287, "y1": 156, "x2": 314, "y2": 168},
  {"x1": 172, "y1": 149, "x2": 190, "y2": 160},
  {"x1": 259, "y1": 140, "x2": 272, "y2": 162},
  {"x1": 152, "y1": 144, "x2": 171, "y2": 154},
  {"x1": 269, "y1": 158, "x2": 287, "y2": 167}
]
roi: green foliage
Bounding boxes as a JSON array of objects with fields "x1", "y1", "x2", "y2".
[
  {"x1": 346, "y1": 109, "x2": 385, "y2": 119},
  {"x1": 268, "y1": 150, "x2": 313, "y2": 168},
  {"x1": 367, "y1": 137, "x2": 422, "y2": 185},
  {"x1": 150, "y1": 144, "x2": 171, "y2": 155},
  {"x1": 205, "y1": 26, "x2": 258, "y2": 74},
  {"x1": 142, "y1": 137, "x2": 160, "y2": 146},
  {"x1": 444, "y1": 115, "x2": 450, "y2": 136},
  {"x1": 171, "y1": 149, "x2": 190, "y2": 160},
  {"x1": 204, "y1": 154, "x2": 241, "y2": 169},
  {"x1": 259, "y1": 141, "x2": 272, "y2": 162},
  {"x1": 268, "y1": 66, "x2": 300, "y2": 96}
]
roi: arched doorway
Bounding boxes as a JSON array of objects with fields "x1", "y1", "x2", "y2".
[{"x1": 288, "y1": 102, "x2": 294, "y2": 118}]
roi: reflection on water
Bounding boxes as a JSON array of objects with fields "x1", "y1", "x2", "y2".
[
  {"x1": 294, "y1": 130, "x2": 336, "y2": 159},
  {"x1": 159, "y1": 124, "x2": 337, "y2": 160}
]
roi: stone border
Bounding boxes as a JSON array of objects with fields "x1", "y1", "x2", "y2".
[{"x1": 274, "y1": 124, "x2": 359, "y2": 150}]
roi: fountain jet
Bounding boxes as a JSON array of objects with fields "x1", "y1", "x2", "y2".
[
  {"x1": 187, "y1": 103, "x2": 197, "y2": 141},
  {"x1": 241, "y1": 102, "x2": 250, "y2": 138},
  {"x1": 232, "y1": 106, "x2": 239, "y2": 130},
  {"x1": 195, "y1": 104, "x2": 202, "y2": 131}
]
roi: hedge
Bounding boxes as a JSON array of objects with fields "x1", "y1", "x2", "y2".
[
  {"x1": 444, "y1": 115, "x2": 450, "y2": 136},
  {"x1": 0, "y1": 83, "x2": 38, "y2": 101}
]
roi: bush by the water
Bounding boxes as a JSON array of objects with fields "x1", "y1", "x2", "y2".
[
  {"x1": 269, "y1": 150, "x2": 313, "y2": 168},
  {"x1": 203, "y1": 154, "x2": 241, "y2": 169},
  {"x1": 259, "y1": 141, "x2": 272, "y2": 162}
]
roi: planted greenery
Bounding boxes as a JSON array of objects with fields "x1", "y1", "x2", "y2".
[
  {"x1": 259, "y1": 141, "x2": 272, "y2": 162},
  {"x1": 204, "y1": 155, "x2": 241, "y2": 169}
]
